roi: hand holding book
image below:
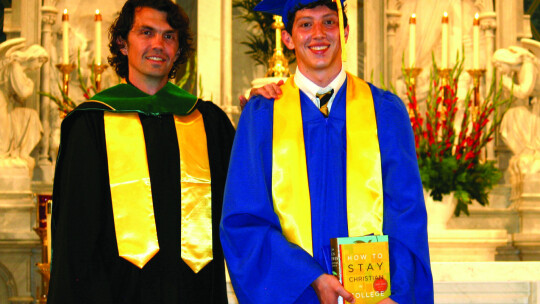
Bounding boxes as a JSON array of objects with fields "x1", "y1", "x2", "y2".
[
  {"x1": 331, "y1": 235, "x2": 392, "y2": 304},
  {"x1": 312, "y1": 273, "x2": 356, "y2": 304}
]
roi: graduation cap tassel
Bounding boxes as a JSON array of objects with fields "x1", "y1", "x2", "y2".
[{"x1": 335, "y1": 0, "x2": 347, "y2": 62}]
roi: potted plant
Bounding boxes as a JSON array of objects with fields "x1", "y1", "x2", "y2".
[{"x1": 403, "y1": 53, "x2": 513, "y2": 217}]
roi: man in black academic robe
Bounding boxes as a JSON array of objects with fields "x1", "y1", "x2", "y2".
[{"x1": 48, "y1": 1, "x2": 234, "y2": 303}]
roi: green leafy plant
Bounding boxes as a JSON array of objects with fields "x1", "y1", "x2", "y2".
[
  {"x1": 404, "y1": 52, "x2": 513, "y2": 216},
  {"x1": 233, "y1": 0, "x2": 295, "y2": 68}
]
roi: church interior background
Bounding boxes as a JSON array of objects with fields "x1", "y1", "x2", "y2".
[{"x1": 1, "y1": 0, "x2": 540, "y2": 303}]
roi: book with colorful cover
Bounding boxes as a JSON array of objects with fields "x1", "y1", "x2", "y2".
[{"x1": 331, "y1": 235, "x2": 391, "y2": 304}]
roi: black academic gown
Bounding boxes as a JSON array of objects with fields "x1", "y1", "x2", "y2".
[{"x1": 48, "y1": 97, "x2": 234, "y2": 304}]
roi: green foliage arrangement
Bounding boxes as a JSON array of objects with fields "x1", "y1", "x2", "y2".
[
  {"x1": 404, "y1": 52, "x2": 513, "y2": 216},
  {"x1": 233, "y1": 0, "x2": 295, "y2": 68}
]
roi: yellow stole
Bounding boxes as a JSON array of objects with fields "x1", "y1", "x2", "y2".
[
  {"x1": 103, "y1": 110, "x2": 212, "y2": 272},
  {"x1": 272, "y1": 73, "x2": 384, "y2": 256}
]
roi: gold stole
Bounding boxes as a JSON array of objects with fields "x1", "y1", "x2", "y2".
[
  {"x1": 272, "y1": 73, "x2": 383, "y2": 256},
  {"x1": 104, "y1": 110, "x2": 212, "y2": 272}
]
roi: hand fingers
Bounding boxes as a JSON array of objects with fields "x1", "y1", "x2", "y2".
[
  {"x1": 259, "y1": 86, "x2": 279, "y2": 99},
  {"x1": 338, "y1": 287, "x2": 355, "y2": 304},
  {"x1": 272, "y1": 83, "x2": 283, "y2": 96},
  {"x1": 239, "y1": 95, "x2": 248, "y2": 110}
]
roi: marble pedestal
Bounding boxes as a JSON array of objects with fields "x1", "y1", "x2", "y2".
[
  {"x1": 512, "y1": 194, "x2": 540, "y2": 261},
  {"x1": 429, "y1": 229, "x2": 508, "y2": 262},
  {"x1": 0, "y1": 167, "x2": 31, "y2": 193},
  {"x1": 0, "y1": 190, "x2": 40, "y2": 304},
  {"x1": 33, "y1": 160, "x2": 54, "y2": 185}
]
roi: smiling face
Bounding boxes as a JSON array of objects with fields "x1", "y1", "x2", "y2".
[
  {"x1": 119, "y1": 7, "x2": 180, "y2": 93},
  {"x1": 282, "y1": 5, "x2": 348, "y2": 87}
]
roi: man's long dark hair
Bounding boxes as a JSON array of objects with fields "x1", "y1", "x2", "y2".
[
  {"x1": 108, "y1": 0, "x2": 194, "y2": 79},
  {"x1": 285, "y1": 0, "x2": 348, "y2": 34}
]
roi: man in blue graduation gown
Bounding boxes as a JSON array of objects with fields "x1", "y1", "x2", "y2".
[{"x1": 220, "y1": 0, "x2": 434, "y2": 303}]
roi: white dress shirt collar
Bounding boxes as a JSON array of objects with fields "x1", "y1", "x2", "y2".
[{"x1": 293, "y1": 67, "x2": 347, "y2": 113}]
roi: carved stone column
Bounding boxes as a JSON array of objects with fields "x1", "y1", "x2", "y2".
[
  {"x1": 386, "y1": 10, "x2": 401, "y2": 86},
  {"x1": 36, "y1": 5, "x2": 58, "y2": 183},
  {"x1": 478, "y1": 12, "x2": 498, "y2": 162},
  {"x1": 479, "y1": 12, "x2": 496, "y2": 89}
]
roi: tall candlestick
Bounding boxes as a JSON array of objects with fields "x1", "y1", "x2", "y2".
[
  {"x1": 442, "y1": 12, "x2": 448, "y2": 69},
  {"x1": 95, "y1": 9, "x2": 102, "y2": 66},
  {"x1": 473, "y1": 13, "x2": 480, "y2": 69},
  {"x1": 275, "y1": 16, "x2": 282, "y2": 52},
  {"x1": 409, "y1": 14, "x2": 416, "y2": 68},
  {"x1": 62, "y1": 9, "x2": 69, "y2": 64}
]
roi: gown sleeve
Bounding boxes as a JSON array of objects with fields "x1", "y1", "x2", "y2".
[
  {"x1": 371, "y1": 85, "x2": 434, "y2": 304},
  {"x1": 220, "y1": 97, "x2": 325, "y2": 304},
  {"x1": 48, "y1": 110, "x2": 117, "y2": 304}
]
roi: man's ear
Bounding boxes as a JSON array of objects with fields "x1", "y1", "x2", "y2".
[
  {"x1": 282, "y1": 30, "x2": 295, "y2": 50},
  {"x1": 117, "y1": 37, "x2": 128, "y2": 55},
  {"x1": 344, "y1": 24, "x2": 350, "y2": 43},
  {"x1": 174, "y1": 48, "x2": 181, "y2": 62}
]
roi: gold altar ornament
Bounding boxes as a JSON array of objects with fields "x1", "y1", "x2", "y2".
[{"x1": 266, "y1": 15, "x2": 290, "y2": 78}]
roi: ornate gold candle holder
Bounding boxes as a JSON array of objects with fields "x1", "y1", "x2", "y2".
[
  {"x1": 438, "y1": 68, "x2": 453, "y2": 102},
  {"x1": 266, "y1": 15, "x2": 289, "y2": 78},
  {"x1": 404, "y1": 67, "x2": 422, "y2": 95},
  {"x1": 467, "y1": 69, "x2": 487, "y2": 162},
  {"x1": 56, "y1": 63, "x2": 77, "y2": 99},
  {"x1": 466, "y1": 69, "x2": 486, "y2": 110},
  {"x1": 90, "y1": 63, "x2": 109, "y2": 92}
]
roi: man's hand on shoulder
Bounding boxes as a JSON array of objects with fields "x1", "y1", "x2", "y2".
[
  {"x1": 377, "y1": 298, "x2": 397, "y2": 304},
  {"x1": 239, "y1": 80, "x2": 284, "y2": 111},
  {"x1": 311, "y1": 274, "x2": 355, "y2": 304}
]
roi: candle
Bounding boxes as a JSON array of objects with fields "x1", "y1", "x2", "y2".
[
  {"x1": 409, "y1": 14, "x2": 416, "y2": 68},
  {"x1": 473, "y1": 13, "x2": 479, "y2": 69},
  {"x1": 62, "y1": 9, "x2": 69, "y2": 64},
  {"x1": 441, "y1": 12, "x2": 448, "y2": 69},
  {"x1": 95, "y1": 9, "x2": 102, "y2": 66}
]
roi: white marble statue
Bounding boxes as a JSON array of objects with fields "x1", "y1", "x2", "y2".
[
  {"x1": 493, "y1": 40, "x2": 540, "y2": 198},
  {"x1": 0, "y1": 38, "x2": 48, "y2": 173}
]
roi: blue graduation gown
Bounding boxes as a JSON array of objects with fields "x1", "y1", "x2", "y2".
[{"x1": 220, "y1": 80, "x2": 434, "y2": 304}]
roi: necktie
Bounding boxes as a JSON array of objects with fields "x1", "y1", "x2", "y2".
[{"x1": 316, "y1": 89, "x2": 334, "y2": 117}]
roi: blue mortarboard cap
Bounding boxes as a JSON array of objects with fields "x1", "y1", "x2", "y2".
[{"x1": 254, "y1": 0, "x2": 346, "y2": 26}]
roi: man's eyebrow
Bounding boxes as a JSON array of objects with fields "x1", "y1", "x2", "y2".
[
  {"x1": 296, "y1": 16, "x2": 314, "y2": 22},
  {"x1": 133, "y1": 25, "x2": 154, "y2": 31},
  {"x1": 134, "y1": 25, "x2": 176, "y2": 34}
]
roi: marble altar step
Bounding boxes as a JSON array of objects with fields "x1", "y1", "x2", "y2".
[
  {"x1": 432, "y1": 262, "x2": 540, "y2": 304},
  {"x1": 429, "y1": 229, "x2": 508, "y2": 262}
]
